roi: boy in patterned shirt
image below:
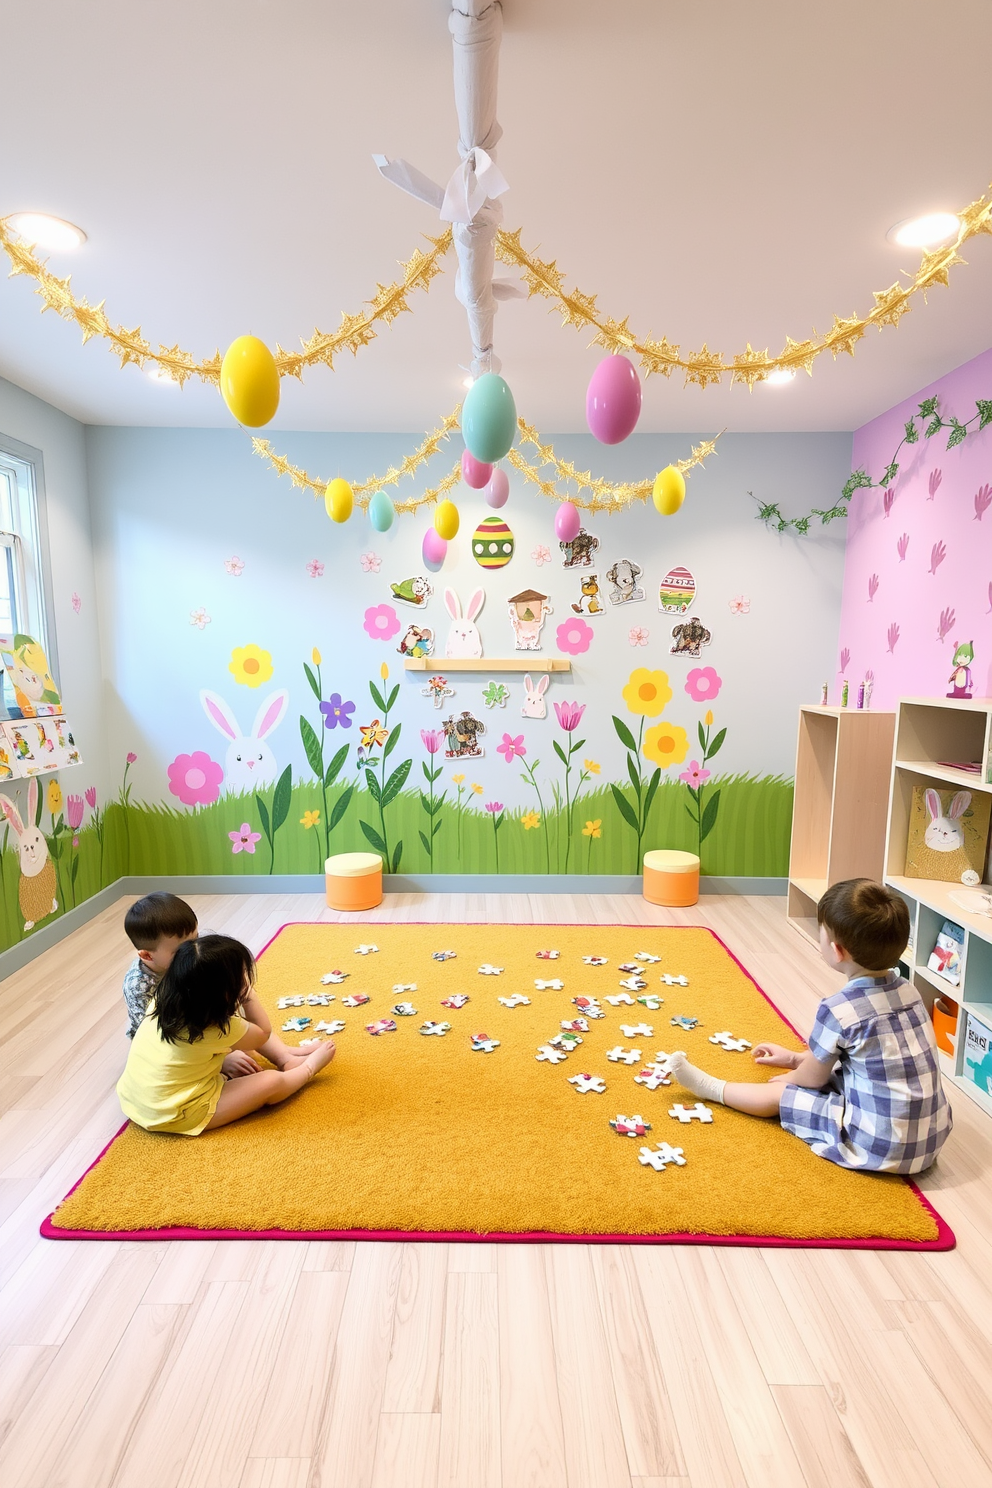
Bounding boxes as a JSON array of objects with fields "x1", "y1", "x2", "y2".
[{"x1": 669, "y1": 878, "x2": 952, "y2": 1174}]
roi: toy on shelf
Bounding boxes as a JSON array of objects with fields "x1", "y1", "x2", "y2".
[
  {"x1": 638, "y1": 1142, "x2": 687, "y2": 1171},
  {"x1": 610, "y1": 1113, "x2": 652, "y2": 1137},
  {"x1": 669, "y1": 1102, "x2": 714, "y2": 1123},
  {"x1": 947, "y1": 640, "x2": 975, "y2": 699},
  {"x1": 567, "y1": 1072, "x2": 607, "y2": 1093},
  {"x1": 905, "y1": 787, "x2": 991, "y2": 885},
  {"x1": 927, "y1": 921, "x2": 964, "y2": 985},
  {"x1": 708, "y1": 1031, "x2": 752, "y2": 1052}
]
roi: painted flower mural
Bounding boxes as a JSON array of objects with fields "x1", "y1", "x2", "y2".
[
  {"x1": 229, "y1": 822, "x2": 262, "y2": 854},
  {"x1": 643, "y1": 723, "x2": 690, "y2": 769},
  {"x1": 169, "y1": 751, "x2": 225, "y2": 807},
  {"x1": 628, "y1": 626, "x2": 649, "y2": 647},
  {"x1": 685, "y1": 666, "x2": 722, "y2": 703},
  {"x1": 320, "y1": 694, "x2": 355, "y2": 730},
  {"x1": 363, "y1": 604, "x2": 401, "y2": 642},
  {"x1": 224, "y1": 555, "x2": 245, "y2": 575},
  {"x1": 306, "y1": 559, "x2": 325, "y2": 578},
  {"x1": 190, "y1": 608, "x2": 211, "y2": 630},
  {"x1": 360, "y1": 552, "x2": 382, "y2": 574},
  {"x1": 679, "y1": 760, "x2": 711, "y2": 789},
  {"x1": 497, "y1": 733, "x2": 526, "y2": 762},
  {"x1": 229, "y1": 644, "x2": 273, "y2": 689},
  {"x1": 622, "y1": 668, "x2": 672, "y2": 717},
  {"x1": 556, "y1": 617, "x2": 594, "y2": 655}
]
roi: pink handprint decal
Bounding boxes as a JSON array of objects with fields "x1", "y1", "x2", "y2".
[
  {"x1": 928, "y1": 469, "x2": 942, "y2": 501},
  {"x1": 839, "y1": 647, "x2": 850, "y2": 673},
  {"x1": 867, "y1": 573, "x2": 879, "y2": 602},
  {"x1": 896, "y1": 532, "x2": 909, "y2": 562},
  {"x1": 974, "y1": 484, "x2": 992, "y2": 521},
  {"x1": 937, "y1": 607, "x2": 956, "y2": 643},
  {"x1": 929, "y1": 541, "x2": 946, "y2": 576},
  {"x1": 882, "y1": 489, "x2": 895, "y2": 518},
  {"x1": 887, "y1": 623, "x2": 900, "y2": 653}
]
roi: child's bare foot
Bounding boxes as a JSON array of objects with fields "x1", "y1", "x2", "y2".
[
  {"x1": 305, "y1": 1041, "x2": 336, "y2": 1074},
  {"x1": 281, "y1": 1047, "x2": 314, "y2": 1068}
]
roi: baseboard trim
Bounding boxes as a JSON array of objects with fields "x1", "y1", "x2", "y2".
[{"x1": 0, "y1": 873, "x2": 787, "y2": 982}]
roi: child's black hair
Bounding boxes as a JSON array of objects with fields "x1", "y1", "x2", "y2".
[
  {"x1": 817, "y1": 878, "x2": 909, "y2": 970},
  {"x1": 124, "y1": 892, "x2": 198, "y2": 951},
  {"x1": 153, "y1": 934, "x2": 255, "y2": 1044}
]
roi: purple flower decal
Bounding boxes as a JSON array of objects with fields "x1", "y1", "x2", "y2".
[
  {"x1": 229, "y1": 822, "x2": 262, "y2": 855},
  {"x1": 363, "y1": 604, "x2": 400, "y2": 641},
  {"x1": 497, "y1": 733, "x2": 526, "y2": 762},
  {"x1": 554, "y1": 701, "x2": 586, "y2": 732},
  {"x1": 975, "y1": 485, "x2": 992, "y2": 521},
  {"x1": 168, "y1": 751, "x2": 224, "y2": 806},
  {"x1": 320, "y1": 693, "x2": 355, "y2": 729},
  {"x1": 882, "y1": 489, "x2": 895, "y2": 518},
  {"x1": 839, "y1": 648, "x2": 850, "y2": 674}
]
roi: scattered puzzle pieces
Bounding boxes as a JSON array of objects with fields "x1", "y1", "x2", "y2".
[
  {"x1": 561, "y1": 1018, "x2": 589, "y2": 1033},
  {"x1": 636, "y1": 995, "x2": 663, "y2": 1011},
  {"x1": 306, "y1": 993, "x2": 334, "y2": 1006},
  {"x1": 634, "y1": 1063, "x2": 672, "y2": 1091},
  {"x1": 617, "y1": 962, "x2": 641, "y2": 974},
  {"x1": 708, "y1": 1031, "x2": 752, "y2": 1052},
  {"x1": 669, "y1": 1102, "x2": 714, "y2": 1123},
  {"x1": 568, "y1": 1073, "x2": 607, "y2": 1094},
  {"x1": 441, "y1": 994, "x2": 470, "y2": 1009},
  {"x1": 366, "y1": 1018, "x2": 397, "y2": 1035},
  {"x1": 572, "y1": 996, "x2": 605, "y2": 1018},
  {"x1": 320, "y1": 971, "x2": 349, "y2": 985},
  {"x1": 277, "y1": 996, "x2": 305, "y2": 1009},
  {"x1": 343, "y1": 993, "x2": 371, "y2": 1008},
  {"x1": 582, "y1": 955, "x2": 608, "y2": 966},
  {"x1": 606, "y1": 1045, "x2": 641, "y2": 1065},
  {"x1": 282, "y1": 1016, "x2": 311, "y2": 1032},
  {"x1": 478, "y1": 964, "x2": 504, "y2": 976},
  {"x1": 420, "y1": 1020, "x2": 451, "y2": 1036},
  {"x1": 606, "y1": 993, "x2": 635, "y2": 1006},
  {"x1": 432, "y1": 950, "x2": 457, "y2": 962},
  {"x1": 651, "y1": 1050, "x2": 679, "y2": 1075},
  {"x1": 391, "y1": 1002, "x2": 418, "y2": 1017},
  {"x1": 315, "y1": 1019, "x2": 345, "y2": 1035},
  {"x1": 355, "y1": 944, "x2": 379, "y2": 955},
  {"x1": 471, "y1": 1032, "x2": 500, "y2": 1052},
  {"x1": 556, "y1": 1031, "x2": 583, "y2": 1049},
  {"x1": 610, "y1": 1113, "x2": 652, "y2": 1137},
  {"x1": 618, "y1": 976, "x2": 648, "y2": 992},
  {"x1": 661, "y1": 974, "x2": 689, "y2": 987},
  {"x1": 670, "y1": 1015, "x2": 699, "y2": 1031},
  {"x1": 638, "y1": 1141, "x2": 686, "y2": 1171},
  {"x1": 620, "y1": 1023, "x2": 653, "y2": 1038},
  {"x1": 392, "y1": 983, "x2": 417, "y2": 995},
  {"x1": 634, "y1": 952, "x2": 661, "y2": 964},
  {"x1": 536, "y1": 949, "x2": 560, "y2": 960},
  {"x1": 535, "y1": 978, "x2": 564, "y2": 991},
  {"x1": 536, "y1": 1044, "x2": 568, "y2": 1064},
  {"x1": 498, "y1": 994, "x2": 531, "y2": 1008}
]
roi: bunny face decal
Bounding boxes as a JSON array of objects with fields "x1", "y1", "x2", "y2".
[
  {"x1": 924, "y1": 788, "x2": 970, "y2": 852},
  {"x1": 0, "y1": 778, "x2": 58, "y2": 930},
  {"x1": 444, "y1": 588, "x2": 485, "y2": 658},
  {"x1": 200, "y1": 690, "x2": 289, "y2": 792},
  {"x1": 521, "y1": 673, "x2": 550, "y2": 719}
]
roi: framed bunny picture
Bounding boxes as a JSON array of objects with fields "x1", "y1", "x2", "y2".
[{"x1": 905, "y1": 785, "x2": 992, "y2": 884}]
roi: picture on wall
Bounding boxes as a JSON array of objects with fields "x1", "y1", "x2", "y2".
[
  {"x1": 905, "y1": 787, "x2": 992, "y2": 885},
  {"x1": 0, "y1": 634, "x2": 63, "y2": 717}
]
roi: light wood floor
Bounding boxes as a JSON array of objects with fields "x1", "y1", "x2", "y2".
[{"x1": 2, "y1": 891, "x2": 991, "y2": 1488}]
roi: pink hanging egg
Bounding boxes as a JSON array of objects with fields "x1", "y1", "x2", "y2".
[
  {"x1": 461, "y1": 449, "x2": 493, "y2": 489},
  {"x1": 555, "y1": 501, "x2": 581, "y2": 542},
  {"x1": 585, "y1": 354, "x2": 642, "y2": 445},
  {"x1": 422, "y1": 527, "x2": 447, "y2": 570},
  {"x1": 485, "y1": 468, "x2": 510, "y2": 508}
]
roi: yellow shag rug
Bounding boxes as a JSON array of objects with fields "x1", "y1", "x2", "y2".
[{"x1": 45, "y1": 924, "x2": 950, "y2": 1247}]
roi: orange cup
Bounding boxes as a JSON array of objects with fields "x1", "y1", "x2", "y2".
[
  {"x1": 643, "y1": 849, "x2": 700, "y2": 908},
  {"x1": 324, "y1": 852, "x2": 383, "y2": 912}
]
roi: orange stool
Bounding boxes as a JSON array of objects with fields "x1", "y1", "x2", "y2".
[
  {"x1": 643, "y1": 849, "x2": 700, "y2": 907},
  {"x1": 325, "y1": 851, "x2": 383, "y2": 912}
]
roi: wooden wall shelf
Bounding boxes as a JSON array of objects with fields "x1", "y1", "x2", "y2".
[{"x1": 403, "y1": 658, "x2": 571, "y2": 673}]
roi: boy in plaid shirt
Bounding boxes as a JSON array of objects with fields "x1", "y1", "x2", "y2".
[{"x1": 670, "y1": 879, "x2": 952, "y2": 1174}]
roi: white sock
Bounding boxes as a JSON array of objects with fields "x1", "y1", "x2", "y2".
[{"x1": 668, "y1": 1051, "x2": 726, "y2": 1106}]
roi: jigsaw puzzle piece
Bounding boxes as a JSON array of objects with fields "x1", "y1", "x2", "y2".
[
  {"x1": 420, "y1": 1020, "x2": 451, "y2": 1036},
  {"x1": 620, "y1": 1023, "x2": 653, "y2": 1038},
  {"x1": 498, "y1": 994, "x2": 531, "y2": 1008},
  {"x1": 606, "y1": 1045, "x2": 641, "y2": 1065},
  {"x1": 441, "y1": 994, "x2": 470, "y2": 1009},
  {"x1": 634, "y1": 1064, "x2": 672, "y2": 1091},
  {"x1": 478, "y1": 964, "x2": 504, "y2": 976},
  {"x1": 561, "y1": 1018, "x2": 589, "y2": 1033},
  {"x1": 567, "y1": 1073, "x2": 607, "y2": 1094},
  {"x1": 321, "y1": 971, "x2": 349, "y2": 985},
  {"x1": 670, "y1": 1015, "x2": 698, "y2": 1031},
  {"x1": 610, "y1": 1113, "x2": 652, "y2": 1137},
  {"x1": 315, "y1": 1019, "x2": 345, "y2": 1035},
  {"x1": 634, "y1": 952, "x2": 661, "y2": 964},
  {"x1": 432, "y1": 950, "x2": 457, "y2": 961},
  {"x1": 573, "y1": 997, "x2": 605, "y2": 1018},
  {"x1": 342, "y1": 994, "x2": 371, "y2": 1008},
  {"x1": 306, "y1": 993, "x2": 334, "y2": 1006},
  {"x1": 391, "y1": 1002, "x2": 418, "y2": 1017},
  {"x1": 471, "y1": 1032, "x2": 500, "y2": 1052},
  {"x1": 536, "y1": 949, "x2": 560, "y2": 960},
  {"x1": 637, "y1": 1141, "x2": 687, "y2": 1171},
  {"x1": 535, "y1": 978, "x2": 564, "y2": 991},
  {"x1": 536, "y1": 1044, "x2": 568, "y2": 1064},
  {"x1": 277, "y1": 996, "x2": 305, "y2": 1009},
  {"x1": 366, "y1": 1018, "x2": 397, "y2": 1035},
  {"x1": 637, "y1": 995, "x2": 663, "y2": 1010},
  {"x1": 281, "y1": 1016, "x2": 312, "y2": 1032},
  {"x1": 708, "y1": 1031, "x2": 752, "y2": 1052},
  {"x1": 606, "y1": 993, "x2": 635, "y2": 1006},
  {"x1": 669, "y1": 1102, "x2": 714, "y2": 1123},
  {"x1": 355, "y1": 944, "x2": 379, "y2": 955},
  {"x1": 661, "y1": 974, "x2": 689, "y2": 987},
  {"x1": 582, "y1": 956, "x2": 608, "y2": 966}
]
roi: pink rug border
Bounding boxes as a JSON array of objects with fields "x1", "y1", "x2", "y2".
[{"x1": 41, "y1": 921, "x2": 956, "y2": 1251}]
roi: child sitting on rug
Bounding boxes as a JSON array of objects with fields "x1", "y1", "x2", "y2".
[
  {"x1": 122, "y1": 892, "x2": 304, "y2": 1076},
  {"x1": 670, "y1": 878, "x2": 952, "y2": 1174},
  {"x1": 117, "y1": 934, "x2": 334, "y2": 1135}
]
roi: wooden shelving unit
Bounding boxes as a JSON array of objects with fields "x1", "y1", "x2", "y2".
[
  {"x1": 883, "y1": 696, "x2": 992, "y2": 1118},
  {"x1": 787, "y1": 705, "x2": 896, "y2": 946},
  {"x1": 403, "y1": 657, "x2": 571, "y2": 673}
]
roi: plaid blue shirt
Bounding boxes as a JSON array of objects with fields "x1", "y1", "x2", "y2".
[
  {"x1": 779, "y1": 972, "x2": 952, "y2": 1174},
  {"x1": 122, "y1": 957, "x2": 159, "y2": 1039}
]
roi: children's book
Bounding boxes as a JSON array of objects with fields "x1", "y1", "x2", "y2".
[
  {"x1": 904, "y1": 785, "x2": 991, "y2": 884},
  {"x1": 0, "y1": 717, "x2": 81, "y2": 777},
  {"x1": 927, "y1": 920, "x2": 964, "y2": 986},
  {"x1": 0, "y1": 634, "x2": 63, "y2": 717}
]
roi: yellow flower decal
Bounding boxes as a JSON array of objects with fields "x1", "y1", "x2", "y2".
[
  {"x1": 48, "y1": 780, "x2": 63, "y2": 815},
  {"x1": 643, "y1": 722, "x2": 690, "y2": 769},
  {"x1": 470, "y1": 782, "x2": 484, "y2": 796},
  {"x1": 360, "y1": 719, "x2": 389, "y2": 749},
  {"x1": 622, "y1": 668, "x2": 673, "y2": 717},
  {"x1": 582, "y1": 819, "x2": 602, "y2": 839},
  {"x1": 380, "y1": 662, "x2": 390, "y2": 681},
  {"x1": 300, "y1": 809, "x2": 320, "y2": 829},
  {"x1": 583, "y1": 759, "x2": 600, "y2": 775},
  {"x1": 312, "y1": 648, "x2": 322, "y2": 666},
  {"x1": 521, "y1": 810, "x2": 541, "y2": 830},
  {"x1": 229, "y1": 644, "x2": 273, "y2": 689},
  {"x1": 704, "y1": 709, "x2": 714, "y2": 726},
  {"x1": 452, "y1": 773, "x2": 465, "y2": 785}
]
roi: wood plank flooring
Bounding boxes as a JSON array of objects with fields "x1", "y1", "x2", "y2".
[{"x1": 1, "y1": 889, "x2": 990, "y2": 1488}]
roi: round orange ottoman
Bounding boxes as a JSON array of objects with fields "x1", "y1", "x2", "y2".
[
  {"x1": 324, "y1": 851, "x2": 383, "y2": 912},
  {"x1": 643, "y1": 849, "x2": 700, "y2": 907}
]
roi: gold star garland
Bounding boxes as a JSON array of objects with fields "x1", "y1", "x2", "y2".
[
  {"x1": 251, "y1": 412, "x2": 719, "y2": 516},
  {"x1": 0, "y1": 217, "x2": 453, "y2": 385}
]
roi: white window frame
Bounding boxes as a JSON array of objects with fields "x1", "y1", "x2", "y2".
[{"x1": 0, "y1": 435, "x2": 60, "y2": 708}]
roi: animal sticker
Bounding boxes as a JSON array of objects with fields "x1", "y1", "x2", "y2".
[
  {"x1": 659, "y1": 566, "x2": 696, "y2": 614},
  {"x1": 570, "y1": 574, "x2": 604, "y2": 616},
  {"x1": 389, "y1": 576, "x2": 433, "y2": 609},
  {"x1": 606, "y1": 559, "x2": 645, "y2": 606},
  {"x1": 421, "y1": 675, "x2": 455, "y2": 709},
  {"x1": 0, "y1": 779, "x2": 58, "y2": 930},
  {"x1": 521, "y1": 673, "x2": 550, "y2": 719},
  {"x1": 200, "y1": 689, "x2": 289, "y2": 791},
  {"x1": 508, "y1": 589, "x2": 552, "y2": 651},
  {"x1": 396, "y1": 623, "x2": 434, "y2": 659},
  {"x1": 444, "y1": 588, "x2": 485, "y2": 658},
  {"x1": 669, "y1": 617, "x2": 711, "y2": 657},
  {"x1": 560, "y1": 528, "x2": 600, "y2": 569},
  {"x1": 442, "y1": 709, "x2": 485, "y2": 759}
]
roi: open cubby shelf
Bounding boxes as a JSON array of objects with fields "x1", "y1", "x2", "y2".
[{"x1": 883, "y1": 696, "x2": 992, "y2": 1118}]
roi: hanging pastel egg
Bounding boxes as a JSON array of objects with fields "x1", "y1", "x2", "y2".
[
  {"x1": 462, "y1": 373, "x2": 517, "y2": 462},
  {"x1": 461, "y1": 449, "x2": 493, "y2": 489},
  {"x1": 586, "y1": 354, "x2": 642, "y2": 445},
  {"x1": 220, "y1": 335, "x2": 280, "y2": 427},
  {"x1": 368, "y1": 491, "x2": 395, "y2": 532},
  {"x1": 325, "y1": 477, "x2": 354, "y2": 523},
  {"x1": 652, "y1": 465, "x2": 686, "y2": 515},
  {"x1": 435, "y1": 499, "x2": 460, "y2": 540},
  {"x1": 555, "y1": 501, "x2": 581, "y2": 543},
  {"x1": 485, "y1": 468, "x2": 510, "y2": 508},
  {"x1": 422, "y1": 527, "x2": 447, "y2": 571},
  {"x1": 658, "y1": 565, "x2": 696, "y2": 614},
  {"x1": 472, "y1": 515, "x2": 515, "y2": 569}
]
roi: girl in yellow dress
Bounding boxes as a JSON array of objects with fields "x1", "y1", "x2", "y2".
[{"x1": 117, "y1": 935, "x2": 334, "y2": 1134}]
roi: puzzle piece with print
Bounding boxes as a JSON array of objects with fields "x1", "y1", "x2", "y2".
[
  {"x1": 536, "y1": 949, "x2": 560, "y2": 960},
  {"x1": 634, "y1": 1063, "x2": 672, "y2": 1091},
  {"x1": 478, "y1": 964, "x2": 504, "y2": 976},
  {"x1": 441, "y1": 993, "x2": 470, "y2": 1009},
  {"x1": 669, "y1": 1102, "x2": 714, "y2": 1124},
  {"x1": 306, "y1": 993, "x2": 334, "y2": 1007},
  {"x1": 392, "y1": 983, "x2": 417, "y2": 995},
  {"x1": 610, "y1": 1113, "x2": 652, "y2": 1138},
  {"x1": 498, "y1": 994, "x2": 531, "y2": 1008},
  {"x1": 617, "y1": 962, "x2": 642, "y2": 974},
  {"x1": 391, "y1": 1002, "x2": 418, "y2": 1017},
  {"x1": 315, "y1": 1019, "x2": 345, "y2": 1035},
  {"x1": 620, "y1": 1023, "x2": 653, "y2": 1038},
  {"x1": 572, "y1": 996, "x2": 605, "y2": 1018},
  {"x1": 637, "y1": 1141, "x2": 687, "y2": 1171},
  {"x1": 277, "y1": 996, "x2": 305, "y2": 1009},
  {"x1": 634, "y1": 952, "x2": 662, "y2": 964},
  {"x1": 535, "y1": 978, "x2": 564, "y2": 991},
  {"x1": 561, "y1": 1017, "x2": 589, "y2": 1033},
  {"x1": 661, "y1": 974, "x2": 689, "y2": 987},
  {"x1": 355, "y1": 944, "x2": 379, "y2": 955},
  {"x1": 708, "y1": 1031, "x2": 752, "y2": 1052},
  {"x1": 366, "y1": 1018, "x2": 397, "y2": 1035},
  {"x1": 471, "y1": 1032, "x2": 500, "y2": 1052},
  {"x1": 420, "y1": 1020, "x2": 451, "y2": 1036},
  {"x1": 567, "y1": 1073, "x2": 607, "y2": 1094},
  {"x1": 557, "y1": 1031, "x2": 583, "y2": 1049},
  {"x1": 432, "y1": 950, "x2": 457, "y2": 962},
  {"x1": 606, "y1": 1045, "x2": 642, "y2": 1065},
  {"x1": 582, "y1": 955, "x2": 608, "y2": 966},
  {"x1": 536, "y1": 1043, "x2": 569, "y2": 1064},
  {"x1": 606, "y1": 993, "x2": 635, "y2": 1006},
  {"x1": 282, "y1": 1016, "x2": 311, "y2": 1032},
  {"x1": 618, "y1": 976, "x2": 648, "y2": 992},
  {"x1": 321, "y1": 971, "x2": 349, "y2": 985},
  {"x1": 670, "y1": 1015, "x2": 699, "y2": 1031},
  {"x1": 342, "y1": 993, "x2": 371, "y2": 1008}
]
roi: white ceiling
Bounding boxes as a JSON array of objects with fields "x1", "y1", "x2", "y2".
[{"x1": 2, "y1": 0, "x2": 991, "y2": 434}]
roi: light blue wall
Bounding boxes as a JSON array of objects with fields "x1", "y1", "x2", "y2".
[{"x1": 85, "y1": 424, "x2": 851, "y2": 813}]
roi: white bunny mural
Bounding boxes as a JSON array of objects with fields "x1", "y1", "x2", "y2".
[
  {"x1": 0, "y1": 779, "x2": 58, "y2": 930},
  {"x1": 444, "y1": 588, "x2": 485, "y2": 658},
  {"x1": 200, "y1": 690, "x2": 289, "y2": 792}
]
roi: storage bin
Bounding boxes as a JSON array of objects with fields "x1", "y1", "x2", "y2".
[{"x1": 325, "y1": 851, "x2": 383, "y2": 912}]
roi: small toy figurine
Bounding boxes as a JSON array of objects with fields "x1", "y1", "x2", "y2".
[{"x1": 947, "y1": 640, "x2": 975, "y2": 699}]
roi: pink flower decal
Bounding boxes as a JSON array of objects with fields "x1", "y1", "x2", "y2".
[
  {"x1": 685, "y1": 667, "x2": 722, "y2": 702},
  {"x1": 839, "y1": 649, "x2": 850, "y2": 674},
  {"x1": 363, "y1": 603, "x2": 400, "y2": 641},
  {"x1": 532, "y1": 545, "x2": 551, "y2": 566},
  {"x1": 556, "y1": 617, "x2": 594, "y2": 655},
  {"x1": 224, "y1": 555, "x2": 245, "y2": 576},
  {"x1": 190, "y1": 607, "x2": 211, "y2": 629},
  {"x1": 306, "y1": 558, "x2": 325, "y2": 578},
  {"x1": 554, "y1": 701, "x2": 586, "y2": 732},
  {"x1": 882, "y1": 489, "x2": 895, "y2": 518},
  {"x1": 85, "y1": 786, "x2": 97, "y2": 809},
  {"x1": 497, "y1": 733, "x2": 526, "y2": 762},
  {"x1": 360, "y1": 552, "x2": 382, "y2": 574},
  {"x1": 679, "y1": 760, "x2": 711, "y2": 788},
  {"x1": 728, "y1": 595, "x2": 750, "y2": 615},
  {"x1": 937, "y1": 607, "x2": 956, "y2": 643},
  {"x1": 71, "y1": 592, "x2": 81, "y2": 613},
  {"x1": 484, "y1": 800, "x2": 505, "y2": 815},
  {"x1": 628, "y1": 626, "x2": 650, "y2": 647},
  {"x1": 229, "y1": 822, "x2": 262, "y2": 855},
  {"x1": 168, "y1": 751, "x2": 224, "y2": 807},
  {"x1": 421, "y1": 728, "x2": 442, "y2": 754},
  {"x1": 127, "y1": 752, "x2": 138, "y2": 764}
]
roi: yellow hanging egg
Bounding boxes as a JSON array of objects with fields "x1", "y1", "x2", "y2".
[
  {"x1": 652, "y1": 465, "x2": 686, "y2": 516},
  {"x1": 220, "y1": 335, "x2": 280, "y2": 427},
  {"x1": 325, "y1": 477, "x2": 353, "y2": 523},
  {"x1": 435, "y1": 499, "x2": 460, "y2": 540}
]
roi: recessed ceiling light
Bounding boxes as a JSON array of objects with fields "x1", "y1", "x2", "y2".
[
  {"x1": 765, "y1": 368, "x2": 796, "y2": 386},
  {"x1": 146, "y1": 366, "x2": 177, "y2": 385},
  {"x1": 7, "y1": 212, "x2": 86, "y2": 251},
  {"x1": 887, "y1": 212, "x2": 960, "y2": 249}
]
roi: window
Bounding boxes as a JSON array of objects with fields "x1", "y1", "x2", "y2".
[{"x1": 0, "y1": 439, "x2": 57, "y2": 713}]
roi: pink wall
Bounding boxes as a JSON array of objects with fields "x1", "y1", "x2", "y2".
[{"x1": 838, "y1": 346, "x2": 992, "y2": 709}]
